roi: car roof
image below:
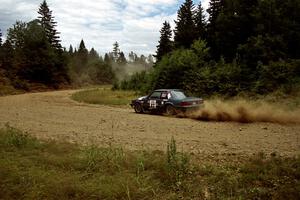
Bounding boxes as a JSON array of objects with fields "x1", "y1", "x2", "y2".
[{"x1": 153, "y1": 89, "x2": 183, "y2": 92}]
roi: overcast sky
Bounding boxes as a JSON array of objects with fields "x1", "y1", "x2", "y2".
[{"x1": 0, "y1": 0, "x2": 209, "y2": 55}]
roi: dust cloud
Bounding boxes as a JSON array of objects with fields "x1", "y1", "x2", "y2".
[{"x1": 179, "y1": 100, "x2": 300, "y2": 124}]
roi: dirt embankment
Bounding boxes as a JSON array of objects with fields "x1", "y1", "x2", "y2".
[{"x1": 0, "y1": 90, "x2": 299, "y2": 157}]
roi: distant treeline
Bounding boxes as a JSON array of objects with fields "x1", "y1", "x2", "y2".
[
  {"x1": 119, "y1": 0, "x2": 300, "y2": 96},
  {"x1": 0, "y1": 0, "x2": 153, "y2": 91},
  {"x1": 67, "y1": 40, "x2": 153, "y2": 86}
]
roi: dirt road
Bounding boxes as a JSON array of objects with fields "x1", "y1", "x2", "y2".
[{"x1": 0, "y1": 90, "x2": 299, "y2": 157}]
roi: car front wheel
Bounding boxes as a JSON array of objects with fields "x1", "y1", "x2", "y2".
[{"x1": 134, "y1": 103, "x2": 144, "y2": 113}]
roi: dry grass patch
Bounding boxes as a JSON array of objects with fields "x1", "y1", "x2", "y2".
[{"x1": 71, "y1": 87, "x2": 139, "y2": 107}]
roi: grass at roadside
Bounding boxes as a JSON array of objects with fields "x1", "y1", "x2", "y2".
[
  {"x1": 71, "y1": 87, "x2": 139, "y2": 107},
  {"x1": 0, "y1": 125, "x2": 299, "y2": 199},
  {"x1": 0, "y1": 85, "x2": 23, "y2": 96}
]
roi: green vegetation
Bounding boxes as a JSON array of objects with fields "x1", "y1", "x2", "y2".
[
  {"x1": 120, "y1": 0, "x2": 300, "y2": 97},
  {"x1": 113, "y1": 71, "x2": 148, "y2": 92},
  {"x1": 0, "y1": 85, "x2": 21, "y2": 96},
  {"x1": 68, "y1": 40, "x2": 115, "y2": 86},
  {"x1": 0, "y1": 1, "x2": 68, "y2": 91},
  {"x1": 0, "y1": 1, "x2": 153, "y2": 94},
  {"x1": 1, "y1": 0, "x2": 299, "y2": 97},
  {"x1": 71, "y1": 87, "x2": 138, "y2": 106},
  {"x1": 0, "y1": 125, "x2": 299, "y2": 199}
]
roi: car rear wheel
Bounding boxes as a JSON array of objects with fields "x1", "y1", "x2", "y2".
[
  {"x1": 165, "y1": 105, "x2": 177, "y2": 116},
  {"x1": 134, "y1": 103, "x2": 144, "y2": 113}
]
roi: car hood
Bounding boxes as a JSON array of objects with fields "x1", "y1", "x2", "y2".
[{"x1": 136, "y1": 96, "x2": 148, "y2": 100}]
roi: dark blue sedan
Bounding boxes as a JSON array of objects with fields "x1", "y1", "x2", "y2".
[{"x1": 130, "y1": 89, "x2": 204, "y2": 115}]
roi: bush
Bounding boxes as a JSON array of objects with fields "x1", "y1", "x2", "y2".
[
  {"x1": 164, "y1": 137, "x2": 190, "y2": 187},
  {"x1": 183, "y1": 58, "x2": 242, "y2": 97},
  {"x1": 0, "y1": 124, "x2": 40, "y2": 148},
  {"x1": 255, "y1": 59, "x2": 300, "y2": 94},
  {"x1": 119, "y1": 71, "x2": 148, "y2": 91},
  {"x1": 145, "y1": 39, "x2": 299, "y2": 97},
  {"x1": 11, "y1": 78, "x2": 29, "y2": 91}
]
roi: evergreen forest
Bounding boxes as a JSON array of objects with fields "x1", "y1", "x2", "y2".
[
  {"x1": 119, "y1": 0, "x2": 300, "y2": 97},
  {"x1": 0, "y1": 0, "x2": 299, "y2": 97},
  {"x1": 0, "y1": 0, "x2": 152, "y2": 93}
]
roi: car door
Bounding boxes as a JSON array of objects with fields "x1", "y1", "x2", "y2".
[
  {"x1": 160, "y1": 91, "x2": 169, "y2": 107},
  {"x1": 145, "y1": 91, "x2": 162, "y2": 110}
]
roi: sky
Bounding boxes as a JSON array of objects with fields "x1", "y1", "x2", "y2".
[{"x1": 0, "y1": 0, "x2": 209, "y2": 56}]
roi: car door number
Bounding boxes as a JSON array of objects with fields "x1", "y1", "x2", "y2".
[{"x1": 149, "y1": 100, "x2": 157, "y2": 109}]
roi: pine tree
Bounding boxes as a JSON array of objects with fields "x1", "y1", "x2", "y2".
[
  {"x1": 139, "y1": 55, "x2": 146, "y2": 65},
  {"x1": 117, "y1": 52, "x2": 127, "y2": 65},
  {"x1": 78, "y1": 40, "x2": 86, "y2": 52},
  {"x1": 128, "y1": 51, "x2": 135, "y2": 62},
  {"x1": 207, "y1": 0, "x2": 224, "y2": 28},
  {"x1": 195, "y1": 2, "x2": 206, "y2": 40},
  {"x1": 207, "y1": 0, "x2": 224, "y2": 59},
  {"x1": 0, "y1": 29, "x2": 2, "y2": 46},
  {"x1": 0, "y1": 40, "x2": 14, "y2": 73},
  {"x1": 112, "y1": 41, "x2": 120, "y2": 62},
  {"x1": 155, "y1": 21, "x2": 173, "y2": 62},
  {"x1": 38, "y1": 0, "x2": 61, "y2": 49},
  {"x1": 104, "y1": 53, "x2": 111, "y2": 64},
  {"x1": 68, "y1": 45, "x2": 73, "y2": 54},
  {"x1": 6, "y1": 21, "x2": 27, "y2": 49},
  {"x1": 78, "y1": 39, "x2": 88, "y2": 65},
  {"x1": 147, "y1": 54, "x2": 154, "y2": 64},
  {"x1": 174, "y1": 0, "x2": 197, "y2": 49},
  {"x1": 212, "y1": 0, "x2": 257, "y2": 61},
  {"x1": 89, "y1": 48, "x2": 99, "y2": 60}
]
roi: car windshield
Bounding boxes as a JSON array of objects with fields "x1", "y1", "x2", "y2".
[{"x1": 171, "y1": 91, "x2": 187, "y2": 100}]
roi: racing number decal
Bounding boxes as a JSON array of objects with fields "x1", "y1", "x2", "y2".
[{"x1": 149, "y1": 100, "x2": 157, "y2": 108}]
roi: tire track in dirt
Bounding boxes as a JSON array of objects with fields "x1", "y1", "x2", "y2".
[{"x1": 0, "y1": 90, "x2": 299, "y2": 157}]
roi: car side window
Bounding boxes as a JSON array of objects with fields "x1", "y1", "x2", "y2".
[
  {"x1": 160, "y1": 92, "x2": 168, "y2": 99},
  {"x1": 167, "y1": 93, "x2": 171, "y2": 99},
  {"x1": 149, "y1": 91, "x2": 161, "y2": 99}
]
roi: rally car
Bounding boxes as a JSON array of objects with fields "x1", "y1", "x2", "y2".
[{"x1": 130, "y1": 89, "x2": 204, "y2": 115}]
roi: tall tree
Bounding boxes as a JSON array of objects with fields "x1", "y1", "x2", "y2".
[
  {"x1": 207, "y1": 0, "x2": 224, "y2": 28},
  {"x1": 147, "y1": 54, "x2": 154, "y2": 65},
  {"x1": 38, "y1": 0, "x2": 61, "y2": 49},
  {"x1": 139, "y1": 54, "x2": 146, "y2": 65},
  {"x1": 211, "y1": 0, "x2": 240, "y2": 61},
  {"x1": 6, "y1": 21, "x2": 27, "y2": 49},
  {"x1": 5, "y1": 19, "x2": 68, "y2": 85},
  {"x1": 117, "y1": 52, "x2": 127, "y2": 65},
  {"x1": 155, "y1": 21, "x2": 173, "y2": 62},
  {"x1": 282, "y1": 0, "x2": 300, "y2": 59},
  {"x1": 104, "y1": 53, "x2": 111, "y2": 64},
  {"x1": 89, "y1": 48, "x2": 99, "y2": 60},
  {"x1": 78, "y1": 40, "x2": 87, "y2": 53},
  {"x1": 68, "y1": 45, "x2": 73, "y2": 54},
  {"x1": 20, "y1": 20, "x2": 54, "y2": 83},
  {"x1": 0, "y1": 29, "x2": 2, "y2": 46},
  {"x1": 195, "y1": 2, "x2": 206, "y2": 40},
  {"x1": 112, "y1": 41, "x2": 120, "y2": 62},
  {"x1": 77, "y1": 39, "x2": 88, "y2": 67},
  {"x1": 207, "y1": 0, "x2": 224, "y2": 59},
  {"x1": 0, "y1": 40, "x2": 14, "y2": 80},
  {"x1": 174, "y1": 0, "x2": 197, "y2": 48},
  {"x1": 128, "y1": 51, "x2": 135, "y2": 62}
]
